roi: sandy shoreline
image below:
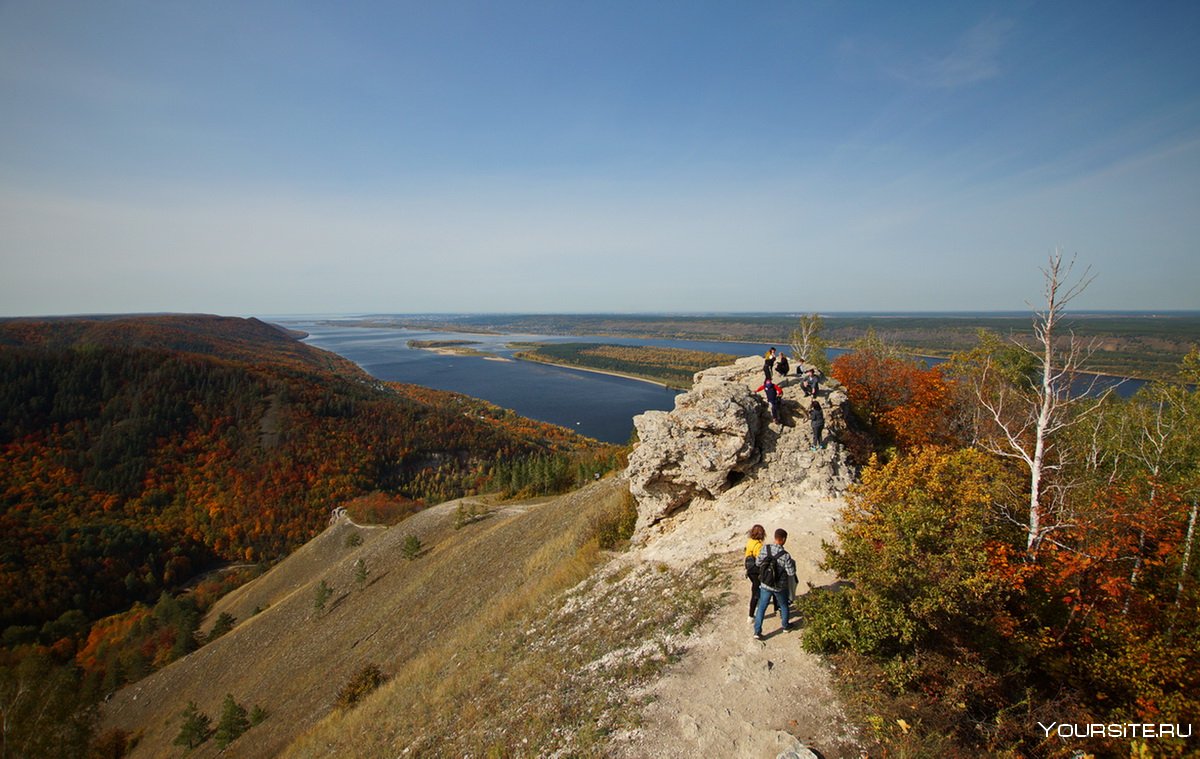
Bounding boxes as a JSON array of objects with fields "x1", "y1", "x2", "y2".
[
  {"x1": 513, "y1": 356, "x2": 689, "y2": 390},
  {"x1": 421, "y1": 346, "x2": 513, "y2": 362}
]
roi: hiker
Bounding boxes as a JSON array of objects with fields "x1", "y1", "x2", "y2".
[
  {"x1": 775, "y1": 352, "x2": 790, "y2": 377},
  {"x1": 754, "y1": 528, "x2": 797, "y2": 640},
  {"x1": 744, "y1": 524, "x2": 778, "y2": 620},
  {"x1": 809, "y1": 399, "x2": 825, "y2": 451},
  {"x1": 755, "y1": 379, "x2": 783, "y2": 424},
  {"x1": 763, "y1": 348, "x2": 776, "y2": 381},
  {"x1": 800, "y1": 367, "x2": 820, "y2": 397}
]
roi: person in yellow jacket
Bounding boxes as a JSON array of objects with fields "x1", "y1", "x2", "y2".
[{"x1": 743, "y1": 524, "x2": 779, "y2": 620}]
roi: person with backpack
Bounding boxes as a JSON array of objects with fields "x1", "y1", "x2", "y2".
[
  {"x1": 754, "y1": 528, "x2": 796, "y2": 640},
  {"x1": 809, "y1": 399, "x2": 825, "y2": 451},
  {"x1": 755, "y1": 379, "x2": 784, "y2": 424},
  {"x1": 743, "y1": 524, "x2": 779, "y2": 620}
]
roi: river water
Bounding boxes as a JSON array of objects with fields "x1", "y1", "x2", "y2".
[
  {"x1": 280, "y1": 320, "x2": 774, "y2": 443},
  {"x1": 275, "y1": 318, "x2": 1144, "y2": 444}
]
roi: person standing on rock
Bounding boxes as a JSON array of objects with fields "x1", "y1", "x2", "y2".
[
  {"x1": 809, "y1": 399, "x2": 825, "y2": 451},
  {"x1": 744, "y1": 524, "x2": 778, "y2": 620},
  {"x1": 754, "y1": 528, "x2": 796, "y2": 641},
  {"x1": 755, "y1": 379, "x2": 784, "y2": 424},
  {"x1": 763, "y1": 348, "x2": 776, "y2": 381}
]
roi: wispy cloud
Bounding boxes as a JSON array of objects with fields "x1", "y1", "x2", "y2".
[{"x1": 890, "y1": 17, "x2": 1014, "y2": 89}]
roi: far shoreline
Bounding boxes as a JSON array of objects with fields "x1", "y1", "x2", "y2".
[{"x1": 512, "y1": 355, "x2": 697, "y2": 391}]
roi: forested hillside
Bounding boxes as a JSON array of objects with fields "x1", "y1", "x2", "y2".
[
  {"x1": 0, "y1": 315, "x2": 610, "y2": 661},
  {"x1": 799, "y1": 317, "x2": 1200, "y2": 756}
]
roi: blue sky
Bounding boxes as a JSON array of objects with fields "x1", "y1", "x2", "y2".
[{"x1": 1, "y1": 1, "x2": 1197, "y2": 315}]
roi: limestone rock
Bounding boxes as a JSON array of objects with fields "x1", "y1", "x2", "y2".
[{"x1": 626, "y1": 356, "x2": 855, "y2": 540}]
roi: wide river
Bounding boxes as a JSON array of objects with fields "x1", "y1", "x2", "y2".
[
  {"x1": 275, "y1": 318, "x2": 1143, "y2": 444},
  {"x1": 276, "y1": 319, "x2": 793, "y2": 443}
]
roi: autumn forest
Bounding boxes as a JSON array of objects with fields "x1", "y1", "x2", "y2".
[{"x1": 0, "y1": 315, "x2": 615, "y2": 753}]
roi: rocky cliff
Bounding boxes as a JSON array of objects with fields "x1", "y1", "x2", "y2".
[
  {"x1": 626, "y1": 356, "x2": 855, "y2": 553},
  {"x1": 616, "y1": 355, "x2": 863, "y2": 757}
]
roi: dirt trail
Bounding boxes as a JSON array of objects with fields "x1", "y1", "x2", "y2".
[{"x1": 613, "y1": 496, "x2": 864, "y2": 759}]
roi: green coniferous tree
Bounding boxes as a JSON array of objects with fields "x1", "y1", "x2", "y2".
[
  {"x1": 207, "y1": 612, "x2": 236, "y2": 642},
  {"x1": 354, "y1": 558, "x2": 368, "y2": 586},
  {"x1": 401, "y1": 534, "x2": 422, "y2": 560},
  {"x1": 214, "y1": 693, "x2": 250, "y2": 749},
  {"x1": 314, "y1": 579, "x2": 332, "y2": 612},
  {"x1": 173, "y1": 701, "x2": 211, "y2": 749}
]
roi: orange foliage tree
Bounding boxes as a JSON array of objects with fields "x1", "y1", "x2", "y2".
[{"x1": 830, "y1": 340, "x2": 962, "y2": 453}]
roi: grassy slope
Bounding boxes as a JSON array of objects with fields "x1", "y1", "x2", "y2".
[{"x1": 99, "y1": 480, "x2": 630, "y2": 757}]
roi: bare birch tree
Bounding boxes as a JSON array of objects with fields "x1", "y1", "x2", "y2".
[
  {"x1": 790, "y1": 313, "x2": 831, "y2": 373},
  {"x1": 973, "y1": 250, "x2": 1109, "y2": 555}
]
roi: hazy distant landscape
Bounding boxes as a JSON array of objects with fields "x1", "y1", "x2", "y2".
[{"x1": 324, "y1": 312, "x2": 1200, "y2": 381}]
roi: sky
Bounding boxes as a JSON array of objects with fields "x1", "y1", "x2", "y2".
[{"x1": 1, "y1": 1, "x2": 1198, "y2": 316}]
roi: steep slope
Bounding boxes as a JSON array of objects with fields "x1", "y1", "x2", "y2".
[{"x1": 99, "y1": 480, "x2": 631, "y2": 758}]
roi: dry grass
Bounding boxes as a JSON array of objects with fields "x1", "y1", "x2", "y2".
[
  {"x1": 99, "y1": 480, "x2": 724, "y2": 759},
  {"x1": 284, "y1": 498, "x2": 725, "y2": 759}
]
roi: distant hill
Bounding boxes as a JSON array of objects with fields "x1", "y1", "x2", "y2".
[{"x1": 0, "y1": 314, "x2": 609, "y2": 640}]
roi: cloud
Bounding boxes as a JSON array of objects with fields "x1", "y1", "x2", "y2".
[{"x1": 889, "y1": 16, "x2": 1014, "y2": 89}]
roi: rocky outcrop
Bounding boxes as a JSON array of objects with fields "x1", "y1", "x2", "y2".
[{"x1": 626, "y1": 356, "x2": 855, "y2": 538}]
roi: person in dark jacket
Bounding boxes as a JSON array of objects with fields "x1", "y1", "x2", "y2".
[
  {"x1": 756, "y1": 380, "x2": 783, "y2": 424},
  {"x1": 809, "y1": 399, "x2": 825, "y2": 450},
  {"x1": 775, "y1": 353, "x2": 790, "y2": 377},
  {"x1": 763, "y1": 348, "x2": 776, "y2": 381},
  {"x1": 754, "y1": 528, "x2": 796, "y2": 640},
  {"x1": 800, "y1": 367, "x2": 820, "y2": 397}
]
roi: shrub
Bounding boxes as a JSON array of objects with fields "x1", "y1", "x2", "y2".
[
  {"x1": 249, "y1": 704, "x2": 268, "y2": 725},
  {"x1": 799, "y1": 448, "x2": 1036, "y2": 751},
  {"x1": 801, "y1": 448, "x2": 1023, "y2": 657},
  {"x1": 335, "y1": 664, "x2": 386, "y2": 710},
  {"x1": 313, "y1": 580, "x2": 332, "y2": 613},
  {"x1": 206, "y1": 612, "x2": 235, "y2": 643},
  {"x1": 401, "y1": 534, "x2": 422, "y2": 560},
  {"x1": 344, "y1": 532, "x2": 363, "y2": 548},
  {"x1": 213, "y1": 693, "x2": 250, "y2": 749},
  {"x1": 594, "y1": 488, "x2": 639, "y2": 550},
  {"x1": 173, "y1": 701, "x2": 211, "y2": 749},
  {"x1": 453, "y1": 502, "x2": 486, "y2": 529}
]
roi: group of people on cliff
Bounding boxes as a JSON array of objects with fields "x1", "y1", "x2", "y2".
[
  {"x1": 756, "y1": 348, "x2": 825, "y2": 449},
  {"x1": 744, "y1": 524, "x2": 797, "y2": 641}
]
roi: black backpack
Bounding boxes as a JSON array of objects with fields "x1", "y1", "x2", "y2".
[{"x1": 758, "y1": 548, "x2": 781, "y2": 588}]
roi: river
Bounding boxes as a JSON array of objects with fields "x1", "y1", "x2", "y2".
[{"x1": 274, "y1": 318, "x2": 1144, "y2": 444}]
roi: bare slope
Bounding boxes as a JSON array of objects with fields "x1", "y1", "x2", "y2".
[{"x1": 99, "y1": 482, "x2": 624, "y2": 758}]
